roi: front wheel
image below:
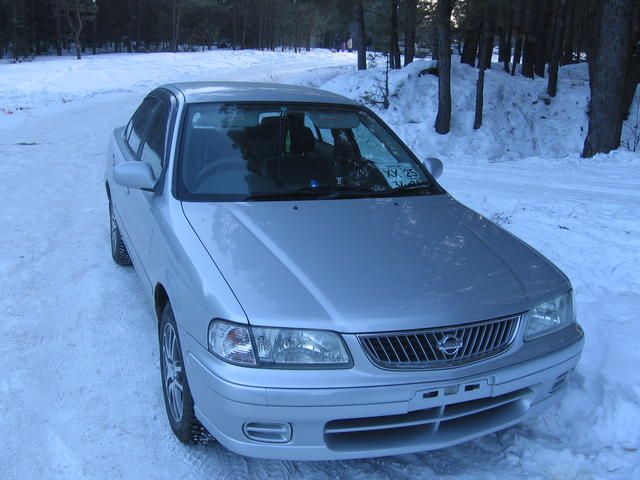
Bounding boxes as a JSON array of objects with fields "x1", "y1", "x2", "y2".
[{"x1": 159, "y1": 303, "x2": 210, "y2": 444}]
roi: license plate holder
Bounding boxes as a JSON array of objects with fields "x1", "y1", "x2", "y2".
[{"x1": 409, "y1": 379, "x2": 492, "y2": 410}]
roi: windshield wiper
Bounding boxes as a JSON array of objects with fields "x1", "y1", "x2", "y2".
[
  {"x1": 244, "y1": 190, "x2": 323, "y2": 201},
  {"x1": 297, "y1": 185, "x2": 391, "y2": 199},
  {"x1": 245, "y1": 185, "x2": 384, "y2": 201},
  {"x1": 391, "y1": 181, "x2": 434, "y2": 195}
]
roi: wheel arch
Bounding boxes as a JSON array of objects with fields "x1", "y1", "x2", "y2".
[{"x1": 154, "y1": 283, "x2": 170, "y2": 322}]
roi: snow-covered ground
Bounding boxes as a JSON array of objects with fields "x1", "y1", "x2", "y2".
[{"x1": 1, "y1": 50, "x2": 638, "y2": 479}]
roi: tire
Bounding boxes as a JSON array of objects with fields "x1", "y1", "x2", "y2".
[
  {"x1": 109, "y1": 202, "x2": 132, "y2": 266},
  {"x1": 159, "y1": 303, "x2": 210, "y2": 444}
]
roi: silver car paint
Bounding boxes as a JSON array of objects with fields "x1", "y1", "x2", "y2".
[
  {"x1": 105, "y1": 82, "x2": 583, "y2": 460},
  {"x1": 182, "y1": 195, "x2": 569, "y2": 333}
]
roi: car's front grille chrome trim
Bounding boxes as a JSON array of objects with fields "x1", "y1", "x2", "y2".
[{"x1": 358, "y1": 315, "x2": 521, "y2": 369}]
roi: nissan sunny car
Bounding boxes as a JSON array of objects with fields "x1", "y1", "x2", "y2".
[{"x1": 105, "y1": 82, "x2": 584, "y2": 460}]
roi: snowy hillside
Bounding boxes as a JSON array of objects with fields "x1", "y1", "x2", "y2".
[{"x1": 1, "y1": 50, "x2": 638, "y2": 479}]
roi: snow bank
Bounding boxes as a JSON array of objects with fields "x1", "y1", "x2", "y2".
[
  {"x1": 314, "y1": 57, "x2": 593, "y2": 161},
  {"x1": 0, "y1": 49, "x2": 355, "y2": 116}
]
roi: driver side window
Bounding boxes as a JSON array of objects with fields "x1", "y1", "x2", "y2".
[
  {"x1": 140, "y1": 101, "x2": 169, "y2": 179},
  {"x1": 125, "y1": 97, "x2": 158, "y2": 157}
]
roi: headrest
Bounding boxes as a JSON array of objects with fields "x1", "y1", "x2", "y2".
[
  {"x1": 289, "y1": 126, "x2": 315, "y2": 154},
  {"x1": 260, "y1": 116, "x2": 281, "y2": 130}
]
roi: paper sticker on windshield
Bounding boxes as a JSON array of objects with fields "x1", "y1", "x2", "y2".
[{"x1": 380, "y1": 163, "x2": 420, "y2": 187}]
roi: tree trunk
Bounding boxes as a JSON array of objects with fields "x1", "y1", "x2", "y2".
[
  {"x1": 62, "y1": 0, "x2": 84, "y2": 60},
  {"x1": 510, "y1": 0, "x2": 523, "y2": 75},
  {"x1": 171, "y1": 0, "x2": 178, "y2": 52},
  {"x1": 503, "y1": 23, "x2": 513, "y2": 72},
  {"x1": 269, "y1": 2, "x2": 275, "y2": 50},
  {"x1": 582, "y1": 0, "x2": 635, "y2": 157},
  {"x1": 137, "y1": 0, "x2": 143, "y2": 50},
  {"x1": 54, "y1": 0, "x2": 62, "y2": 56},
  {"x1": 622, "y1": 45, "x2": 640, "y2": 120},
  {"x1": 241, "y1": 0, "x2": 248, "y2": 50},
  {"x1": 533, "y1": 0, "x2": 549, "y2": 77},
  {"x1": 92, "y1": 12, "x2": 97, "y2": 55},
  {"x1": 523, "y1": 34, "x2": 538, "y2": 77},
  {"x1": 575, "y1": 19, "x2": 583, "y2": 62},
  {"x1": 258, "y1": 0, "x2": 264, "y2": 51},
  {"x1": 232, "y1": 2, "x2": 238, "y2": 48},
  {"x1": 511, "y1": 33, "x2": 523, "y2": 75},
  {"x1": 12, "y1": 0, "x2": 28, "y2": 59},
  {"x1": 561, "y1": 0, "x2": 575, "y2": 64},
  {"x1": 435, "y1": 0, "x2": 453, "y2": 135},
  {"x1": 294, "y1": 15, "x2": 299, "y2": 53},
  {"x1": 390, "y1": 0, "x2": 401, "y2": 69},
  {"x1": 474, "y1": 4, "x2": 490, "y2": 130},
  {"x1": 126, "y1": 0, "x2": 134, "y2": 53},
  {"x1": 75, "y1": 30, "x2": 81, "y2": 60},
  {"x1": 355, "y1": 0, "x2": 367, "y2": 70},
  {"x1": 480, "y1": 3, "x2": 497, "y2": 69},
  {"x1": 32, "y1": 0, "x2": 40, "y2": 56},
  {"x1": 498, "y1": 26, "x2": 507, "y2": 63},
  {"x1": 404, "y1": 0, "x2": 417, "y2": 66},
  {"x1": 548, "y1": 0, "x2": 567, "y2": 97},
  {"x1": 499, "y1": 3, "x2": 514, "y2": 73},
  {"x1": 461, "y1": 27, "x2": 480, "y2": 66},
  {"x1": 521, "y1": 0, "x2": 537, "y2": 77},
  {"x1": 622, "y1": 3, "x2": 640, "y2": 120}
]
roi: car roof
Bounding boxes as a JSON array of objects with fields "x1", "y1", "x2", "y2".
[{"x1": 160, "y1": 81, "x2": 359, "y2": 106}]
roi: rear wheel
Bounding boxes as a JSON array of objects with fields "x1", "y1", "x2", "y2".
[
  {"x1": 159, "y1": 303, "x2": 210, "y2": 444},
  {"x1": 109, "y1": 202, "x2": 132, "y2": 266}
]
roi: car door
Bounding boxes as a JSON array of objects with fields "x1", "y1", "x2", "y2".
[
  {"x1": 112, "y1": 95, "x2": 170, "y2": 291},
  {"x1": 111, "y1": 97, "x2": 157, "y2": 281},
  {"x1": 124, "y1": 96, "x2": 172, "y2": 291}
]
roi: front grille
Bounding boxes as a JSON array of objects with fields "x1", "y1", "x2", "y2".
[{"x1": 359, "y1": 315, "x2": 520, "y2": 369}]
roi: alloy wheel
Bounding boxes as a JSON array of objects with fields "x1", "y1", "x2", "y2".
[
  {"x1": 110, "y1": 206, "x2": 118, "y2": 255},
  {"x1": 162, "y1": 322, "x2": 184, "y2": 423}
]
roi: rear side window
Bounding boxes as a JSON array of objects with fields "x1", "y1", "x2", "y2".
[
  {"x1": 126, "y1": 98, "x2": 158, "y2": 156},
  {"x1": 140, "y1": 101, "x2": 169, "y2": 178}
]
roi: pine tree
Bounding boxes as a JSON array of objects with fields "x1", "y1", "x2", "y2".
[
  {"x1": 435, "y1": 0, "x2": 454, "y2": 134},
  {"x1": 582, "y1": 0, "x2": 636, "y2": 157}
]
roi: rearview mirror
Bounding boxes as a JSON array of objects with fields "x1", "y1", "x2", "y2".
[
  {"x1": 114, "y1": 161, "x2": 156, "y2": 191},
  {"x1": 424, "y1": 157, "x2": 444, "y2": 179}
]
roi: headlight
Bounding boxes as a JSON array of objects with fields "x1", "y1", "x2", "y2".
[
  {"x1": 252, "y1": 327, "x2": 350, "y2": 367},
  {"x1": 208, "y1": 320, "x2": 351, "y2": 368},
  {"x1": 525, "y1": 291, "x2": 575, "y2": 340}
]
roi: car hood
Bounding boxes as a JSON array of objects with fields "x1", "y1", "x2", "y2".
[{"x1": 182, "y1": 195, "x2": 569, "y2": 333}]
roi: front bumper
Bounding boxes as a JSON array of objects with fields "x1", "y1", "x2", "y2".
[{"x1": 184, "y1": 331, "x2": 583, "y2": 461}]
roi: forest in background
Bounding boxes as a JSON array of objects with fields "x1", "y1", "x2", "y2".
[{"x1": 1, "y1": 0, "x2": 639, "y2": 158}]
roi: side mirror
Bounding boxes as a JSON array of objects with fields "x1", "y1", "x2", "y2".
[
  {"x1": 424, "y1": 157, "x2": 444, "y2": 179},
  {"x1": 114, "y1": 161, "x2": 156, "y2": 191}
]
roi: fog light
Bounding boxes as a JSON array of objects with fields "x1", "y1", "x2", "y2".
[
  {"x1": 243, "y1": 422, "x2": 292, "y2": 443},
  {"x1": 549, "y1": 369, "x2": 574, "y2": 394}
]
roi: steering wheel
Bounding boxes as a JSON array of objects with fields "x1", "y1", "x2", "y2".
[{"x1": 192, "y1": 158, "x2": 246, "y2": 191}]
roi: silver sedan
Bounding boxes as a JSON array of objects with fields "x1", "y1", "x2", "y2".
[{"x1": 105, "y1": 82, "x2": 584, "y2": 460}]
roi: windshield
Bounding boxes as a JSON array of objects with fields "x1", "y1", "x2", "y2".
[{"x1": 177, "y1": 103, "x2": 441, "y2": 201}]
